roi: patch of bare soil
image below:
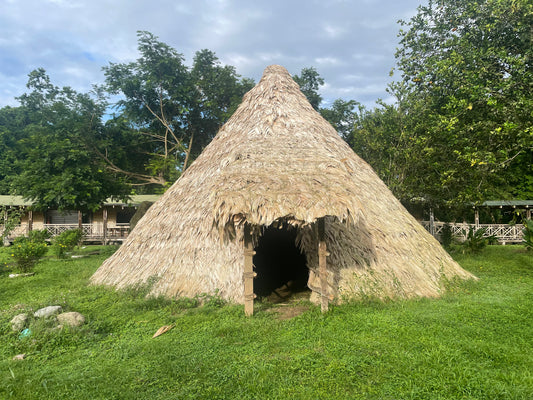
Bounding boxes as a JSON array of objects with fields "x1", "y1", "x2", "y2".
[
  {"x1": 264, "y1": 290, "x2": 311, "y2": 320},
  {"x1": 272, "y1": 305, "x2": 310, "y2": 320}
]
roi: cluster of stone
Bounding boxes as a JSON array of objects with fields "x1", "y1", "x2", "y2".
[
  {"x1": 9, "y1": 305, "x2": 86, "y2": 360},
  {"x1": 11, "y1": 305, "x2": 86, "y2": 331}
]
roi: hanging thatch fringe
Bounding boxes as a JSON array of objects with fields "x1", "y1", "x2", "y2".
[{"x1": 90, "y1": 65, "x2": 475, "y2": 304}]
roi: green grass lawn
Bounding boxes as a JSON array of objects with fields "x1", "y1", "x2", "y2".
[{"x1": 1, "y1": 245, "x2": 532, "y2": 399}]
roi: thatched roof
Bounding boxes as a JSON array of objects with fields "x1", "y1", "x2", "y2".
[{"x1": 91, "y1": 65, "x2": 475, "y2": 303}]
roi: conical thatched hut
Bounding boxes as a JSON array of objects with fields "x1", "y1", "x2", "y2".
[{"x1": 91, "y1": 65, "x2": 475, "y2": 313}]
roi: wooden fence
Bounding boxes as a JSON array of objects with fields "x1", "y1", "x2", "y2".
[
  {"x1": 2, "y1": 221, "x2": 526, "y2": 245},
  {"x1": 420, "y1": 221, "x2": 524, "y2": 244},
  {"x1": 1, "y1": 224, "x2": 130, "y2": 244}
]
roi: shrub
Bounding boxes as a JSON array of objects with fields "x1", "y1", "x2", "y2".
[
  {"x1": 486, "y1": 234, "x2": 499, "y2": 245},
  {"x1": 29, "y1": 229, "x2": 51, "y2": 242},
  {"x1": 11, "y1": 236, "x2": 48, "y2": 273},
  {"x1": 462, "y1": 227, "x2": 487, "y2": 254},
  {"x1": 52, "y1": 229, "x2": 84, "y2": 258},
  {"x1": 523, "y1": 220, "x2": 533, "y2": 251},
  {"x1": 440, "y1": 223, "x2": 453, "y2": 249},
  {"x1": 0, "y1": 206, "x2": 22, "y2": 244}
]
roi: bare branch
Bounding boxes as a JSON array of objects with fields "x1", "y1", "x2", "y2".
[{"x1": 93, "y1": 146, "x2": 167, "y2": 186}]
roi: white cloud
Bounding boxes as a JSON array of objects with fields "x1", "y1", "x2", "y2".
[
  {"x1": 315, "y1": 57, "x2": 342, "y2": 66},
  {"x1": 322, "y1": 24, "x2": 347, "y2": 39},
  {"x1": 0, "y1": 0, "x2": 422, "y2": 108}
]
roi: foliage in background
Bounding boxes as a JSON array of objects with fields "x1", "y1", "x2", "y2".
[
  {"x1": 523, "y1": 219, "x2": 533, "y2": 251},
  {"x1": 0, "y1": 206, "x2": 22, "y2": 245},
  {"x1": 2, "y1": 69, "x2": 131, "y2": 211},
  {"x1": 51, "y1": 228, "x2": 84, "y2": 259},
  {"x1": 0, "y1": 107, "x2": 25, "y2": 194},
  {"x1": 10, "y1": 233, "x2": 48, "y2": 272},
  {"x1": 350, "y1": 0, "x2": 533, "y2": 209},
  {"x1": 292, "y1": 67, "x2": 325, "y2": 111},
  {"x1": 102, "y1": 31, "x2": 254, "y2": 186},
  {"x1": 28, "y1": 229, "x2": 51, "y2": 243},
  {"x1": 462, "y1": 227, "x2": 488, "y2": 254},
  {"x1": 391, "y1": 0, "x2": 533, "y2": 205},
  {"x1": 319, "y1": 99, "x2": 359, "y2": 141},
  {"x1": 440, "y1": 222, "x2": 453, "y2": 249}
]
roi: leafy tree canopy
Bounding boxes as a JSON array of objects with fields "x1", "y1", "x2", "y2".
[
  {"x1": 6, "y1": 69, "x2": 130, "y2": 211},
  {"x1": 102, "y1": 31, "x2": 254, "y2": 186},
  {"x1": 293, "y1": 67, "x2": 325, "y2": 110},
  {"x1": 356, "y1": 0, "x2": 533, "y2": 208}
]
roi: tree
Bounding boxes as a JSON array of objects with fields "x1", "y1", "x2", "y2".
[
  {"x1": 103, "y1": 32, "x2": 253, "y2": 185},
  {"x1": 392, "y1": 0, "x2": 533, "y2": 205},
  {"x1": 293, "y1": 67, "x2": 324, "y2": 110},
  {"x1": 348, "y1": 83, "x2": 427, "y2": 202},
  {"x1": 10, "y1": 69, "x2": 129, "y2": 212},
  {"x1": 187, "y1": 49, "x2": 254, "y2": 164},
  {"x1": 319, "y1": 99, "x2": 359, "y2": 141},
  {"x1": 0, "y1": 106, "x2": 26, "y2": 194},
  {"x1": 103, "y1": 31, "x2": 191, "y2": 186}
]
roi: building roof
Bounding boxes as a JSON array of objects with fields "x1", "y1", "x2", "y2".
[
  {"x1": 0, "y1": 195, "x2": 34, "y2": 207},
  {"x1": 480, "y1": 200, "x2": 533, "y2": 208}
]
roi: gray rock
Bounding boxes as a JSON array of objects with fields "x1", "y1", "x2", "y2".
[
  {"x1": 10, "y1": 313, "x2": 28, "y2": 331},
  {"x1": 57, "y1": 311, "x2": 85, "y2": 327},
  {"x1": 34, "y1": 305, "x2": 62, "y2": 318}
]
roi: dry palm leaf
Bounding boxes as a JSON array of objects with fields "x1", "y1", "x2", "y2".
[{"x1": 152, "y1": 324, "x2": 174, "y2": 338}]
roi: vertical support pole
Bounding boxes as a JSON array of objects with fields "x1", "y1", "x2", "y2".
[
  {"x1": 474, "y1": 208, "x2": 480, "y2": 229},
  {"x1": 28, "y1": 210, "x2": 33, "y2": 234},
  {"x1": 429, "y1": 208, "x2": 435, "y2": 237},
  {"x1": 526, "y1": 208, "x2": 531, "y2": 221},
  {"x1": 243, "y1": 224, "x2": 256, "y2": 316},
  {"x1": 318, "y1": 218, "x2": 329, "y2": 313},
  {"x1": 103, "y1": 208, "x2": 108, "y2": 245},
  {"x1": 78, "y1": 211, "x2": 83, "y2": 230}
]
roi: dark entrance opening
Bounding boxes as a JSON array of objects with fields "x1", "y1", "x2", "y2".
[{"x1": 253, "y1": 225, "x2": 309, "y2": 300}]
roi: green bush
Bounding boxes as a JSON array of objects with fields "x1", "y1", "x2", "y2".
[
  {"x1": 0, "y1": 206, "x2": 22, "y2": 244},
  {"x1": 28, "y1": 229, "x2": 51, "y2": 242},
  {"x1": 462, "y1": 227, "x2": 487, "y2": 254},
  {"x1": 11, "y1": 236, "x2": 48, "y2": 273},
  {"x1": 440, "y1": 223, "x2": 453, "y2": 249},
  {"x1": 52, "y1": 229, "x2": 84, "y2": 258},
  {"x1": 523, "y1": 220, "x2": 533, "y2": 251}
]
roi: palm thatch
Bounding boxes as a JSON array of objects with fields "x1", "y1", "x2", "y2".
[{"x1": 91, "y1": 65, "x2": 475, "y2": 303}]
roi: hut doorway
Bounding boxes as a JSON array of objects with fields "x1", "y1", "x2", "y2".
[{"x1": 253, "y1": 225, "x2": 309, "y2": 300}]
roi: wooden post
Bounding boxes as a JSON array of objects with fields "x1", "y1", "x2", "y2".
[
  {"x1": 78, "y1": 211, "x2": 83, "y2": 230},
  {"x1": 103, "y1": 208, "x2": 108, "y2": 245},
  {"x1": 243, "y1": 224, "x2": 256, "y2": 316},
  {"x1": 28, "y1": 210, "x2": 33, "y2": 234},
  {"x1": 474, "y1": 208, "x2": 480, "y2": 229},
  {"x1": 318, "y1": 218, "x2": 329, "y2": 313},
  {"x1": 526, "y1": 208, "x2": 531, "y2": 221}
]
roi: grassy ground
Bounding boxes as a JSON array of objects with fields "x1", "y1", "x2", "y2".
[{"x1": 0, "y1": 245, "x2": 532, "y2": 399}]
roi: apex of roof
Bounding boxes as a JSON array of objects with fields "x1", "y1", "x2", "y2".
[{"x1": 174, "y1": 63, "x2": 368, "y2": 230}]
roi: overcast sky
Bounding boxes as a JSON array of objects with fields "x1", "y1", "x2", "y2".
[{"x1": 0, "y1": 0, "x2": 424, "y2": 109}]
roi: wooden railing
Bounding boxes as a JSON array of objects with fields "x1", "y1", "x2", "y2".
[
  {"x1": 0, "y1": 225, "x2": 27, "y2": 240},
  {"x1": 44, "y1": 224, "x2": 95, "y2": 237},
  {"x1": 43, "y1": 224, "x2": 130, "y2": 242},
  {"x1": 1, "y1": 224, "x2": 130, "y2": 243},
  {"x1": 420, "y1": 221, "x2": 524, "y2": 244}
]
